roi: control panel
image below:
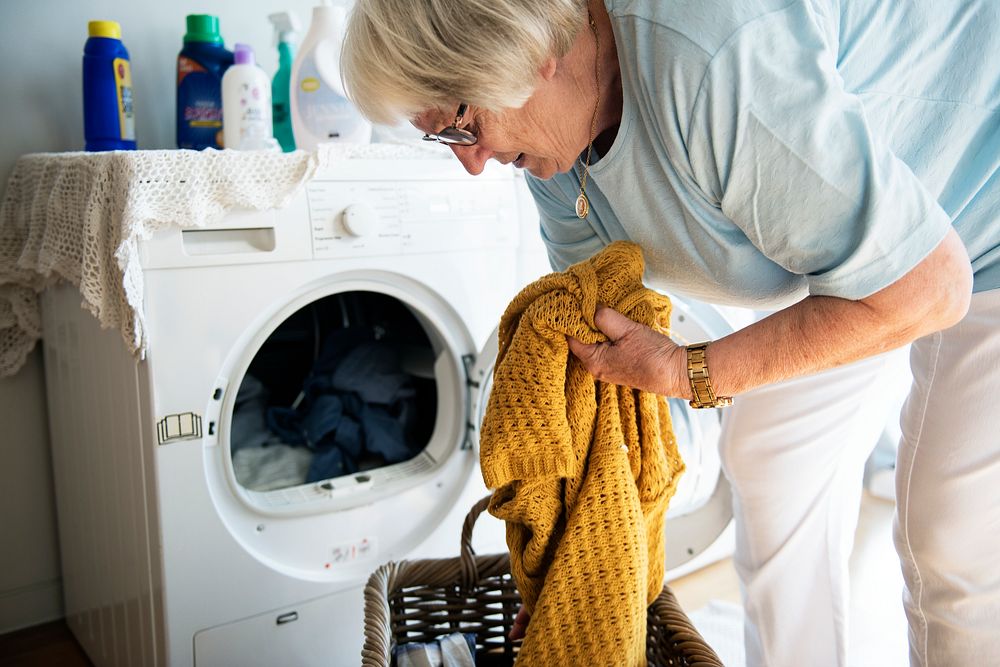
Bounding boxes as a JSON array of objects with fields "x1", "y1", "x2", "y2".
[{"x1": 305, "y1": 178, "x2": 519, "y2": 259}]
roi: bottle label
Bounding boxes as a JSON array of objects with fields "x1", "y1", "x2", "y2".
[
  {"x1": 230, "y1": 79, "x2": 273, "y2": 149},
  {"x1": 273, "y1": 101, "x2": 289, "y2": 124},
  {"x1": 295, "y1": 59, "x2": 368, "y2": 142},
  {"x1": 177, "y1": 56, "x2": 224, "y2": 149},
  {"x1": 113, "y1": 58, "x2": 135, "y2": 141},
  {"x1": 177, "y1": 55, "x2": 205, "y2": 85}
]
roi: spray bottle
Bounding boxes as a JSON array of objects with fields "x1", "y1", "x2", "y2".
[
  {"x1": 268, "y1": 12, "x2": 301, "y2": 152},
  {"x1": 290, "y1": 2, "x2": 372, "y2": 151}
]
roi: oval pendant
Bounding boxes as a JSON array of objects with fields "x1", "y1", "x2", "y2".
[{"x1": 575, "y1": 192, "x2": 589, "y2": 219}]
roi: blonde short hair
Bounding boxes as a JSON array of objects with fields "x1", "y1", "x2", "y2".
[{"x1": 342, "y1": 0, "x2": 587, "y2": 125}]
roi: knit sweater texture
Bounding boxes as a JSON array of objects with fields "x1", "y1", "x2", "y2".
[{"x1": 480, "y1": 241, "x2": 685, "y2": 666}]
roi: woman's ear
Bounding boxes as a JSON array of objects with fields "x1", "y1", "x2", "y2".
[{"x1": 539, "y1": 56, "x2": 558, "y2": 81}]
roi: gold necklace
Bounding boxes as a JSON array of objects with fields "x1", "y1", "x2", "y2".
[{"x1": 575, "y1": 11, "x2": 601, "y2": 219}]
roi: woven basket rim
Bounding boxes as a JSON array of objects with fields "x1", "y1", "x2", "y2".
[{"x1": 360, "y1": 496, "x2": 724, "y2": 667}]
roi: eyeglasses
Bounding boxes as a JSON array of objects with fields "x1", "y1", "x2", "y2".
[{"x1": 421, "y1": 103, "x2": 478, "y2": 146}]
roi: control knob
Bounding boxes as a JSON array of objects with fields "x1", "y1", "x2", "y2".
[{"x1": 341, "y1": 203, "x2": 379, "y2": 237}]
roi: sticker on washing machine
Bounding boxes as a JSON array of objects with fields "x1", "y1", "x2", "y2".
[
  {"x1": 156, "y1": 412, "x2": 203, "y2": 445},
  {"x1": 328, "y1": 537, "x2": 376, "y2": 566}
]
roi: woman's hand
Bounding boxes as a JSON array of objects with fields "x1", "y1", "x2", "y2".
[{"x1": 568, "y1": 305, "x2": 689, "y2": 397}]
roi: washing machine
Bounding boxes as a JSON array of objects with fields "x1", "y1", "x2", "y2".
[{"x1": 39, "y1": 157, "x2": 737, "y2": 667}]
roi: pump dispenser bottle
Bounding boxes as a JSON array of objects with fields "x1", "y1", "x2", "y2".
[{"x1": 290, "y1": 3, "x2": 372, "y2": 151}]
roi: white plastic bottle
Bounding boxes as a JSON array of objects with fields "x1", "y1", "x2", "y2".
[
  {"x1": 290, "y1": 3, "x2": 372, "y2": 150},
  {"x1": 222, "y1": 43, "x2": 278, "y2": 150}
]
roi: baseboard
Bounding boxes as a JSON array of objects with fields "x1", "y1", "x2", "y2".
[{"x1": 0, "y1": 578, "x2": 63, "y2": 635}]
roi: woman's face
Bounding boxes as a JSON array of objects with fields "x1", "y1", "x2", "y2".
[
  {"x1": 408, "y1": 5, "x2": 610, "y2": 180},
  {"x1": 412, "y1": 81, "x2": 592, "y2": 180}
]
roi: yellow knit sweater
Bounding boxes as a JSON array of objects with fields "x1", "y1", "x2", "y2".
[{"x1": 479, "y1": 241, "x2": 685, "y2": 666}]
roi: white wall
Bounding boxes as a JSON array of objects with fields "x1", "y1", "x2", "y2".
[
  {"x1": 0, "y1": 0, "x2": 339, "y2": 634},
  {"x1": 0, "y1": 350, "x2": 60, "y2": 633}
]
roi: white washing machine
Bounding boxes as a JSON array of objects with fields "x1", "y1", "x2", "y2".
[{"x1": 39, "y1": 157, "x2": 737, "y2": 667}]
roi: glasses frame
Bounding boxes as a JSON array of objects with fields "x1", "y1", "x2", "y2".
[{"x1": 421, "y1": 103, "x2": 478, "y2": 146}]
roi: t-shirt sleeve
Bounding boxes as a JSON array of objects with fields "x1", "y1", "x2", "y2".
[
  {"x1": 526, "y1": 173, "x2": 607, "y2": 271},
  {"x1": 684, "y1": 2, "x2": 952, "y2": 299}
]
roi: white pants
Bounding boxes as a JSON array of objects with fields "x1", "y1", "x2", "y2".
[
  {"x1": 895, "y1": 288, "x2": 1000, "y2": 666},
  {"x1": 718, "y1": 289, "x2": 1000, "y2": 666}
]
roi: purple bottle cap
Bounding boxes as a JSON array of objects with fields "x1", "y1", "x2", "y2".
[{"x1": 233, "y1": 43, "x2": 255, "y2": 65}]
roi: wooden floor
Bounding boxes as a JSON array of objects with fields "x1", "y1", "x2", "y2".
[
  {"x1": 0, "y1": 492, "x2": 902, "y2": 667},
  {"x1": 0, "y1": 620, "x2": 93, "y2": 667}
]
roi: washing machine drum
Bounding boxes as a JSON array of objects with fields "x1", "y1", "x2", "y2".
[{"x1": 227, "y1": 290, "x2": 442, "y2": 496}]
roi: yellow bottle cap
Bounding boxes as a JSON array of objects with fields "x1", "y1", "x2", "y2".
[{"x1": 88, "y1": 20, "x2": 122, "y2": 40}]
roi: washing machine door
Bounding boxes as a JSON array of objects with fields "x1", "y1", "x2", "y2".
[
  {"x1": 467, "y1": 295, "x2": 735, "y2": 572},
  {"x1": 467, "y1": 327, "x2": 500, "y2": 451},
  {"x1": 203, "y1": 271, "x2": 487, "y2": 581}
]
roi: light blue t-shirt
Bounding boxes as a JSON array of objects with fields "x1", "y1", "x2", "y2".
[{"x1": 529, "y1": 0, "x2": 1000, "y2": 308}]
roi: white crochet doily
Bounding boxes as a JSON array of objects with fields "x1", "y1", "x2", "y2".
[{"x1": 0, "y1": 143, "x2": 445, "y2": 377}]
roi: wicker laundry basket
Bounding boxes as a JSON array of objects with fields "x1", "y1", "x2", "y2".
[{"x1": 362, "y1": 496, "x2": 724, "y2": 666}]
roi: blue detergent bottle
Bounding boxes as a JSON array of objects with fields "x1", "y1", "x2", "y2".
[
  {"x1": 83, "y1": 20, "x2": 136, "y2": 151},
  {"x1": 176, "y1": 14, "x2": 233, "y2": 150}
]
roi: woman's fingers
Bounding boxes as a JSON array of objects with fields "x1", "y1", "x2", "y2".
[
  {"x1": 509, "y1": 605, "x2": 530, "y2": 640},
  {"x1": 568, "y1": 305, "x2": 681, "y2": 395},
  {"x1": 593, "y1": 304, "x2": 639, "y2": 339}
]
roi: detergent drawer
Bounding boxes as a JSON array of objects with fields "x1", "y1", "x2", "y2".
[{"x1": 193, "y1": 585, "x2": 365, "y2": 666}]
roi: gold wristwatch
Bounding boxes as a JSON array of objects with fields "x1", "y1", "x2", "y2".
[{"x1": 686, "y1": 342, "x2": 733, "y2": 409}]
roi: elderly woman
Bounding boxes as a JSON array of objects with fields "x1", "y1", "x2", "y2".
[{"x1": 343, "y1": 0, "x2": 999, "y2": 664}]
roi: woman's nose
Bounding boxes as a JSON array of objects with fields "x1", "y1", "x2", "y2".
[{"x1": 450, "y1": 144, "x2": 492, "y2": 176}]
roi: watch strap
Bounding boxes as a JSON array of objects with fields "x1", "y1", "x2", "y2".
[{"x1": 686, "y1": 342, "x2": 733, "y2": 409}]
